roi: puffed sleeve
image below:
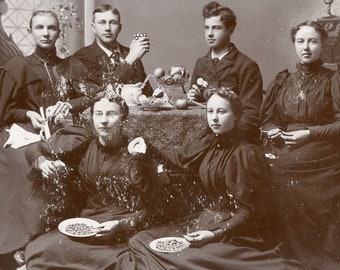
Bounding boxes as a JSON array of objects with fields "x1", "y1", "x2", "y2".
[
  {"x1": 26, "y1": 125, "x2": 92, "y2": 166},
  {"x1": 208, "y1": 144, "x2": 273, "y2": 238},
  {"x1": 0, "y1": 57, "x2": 41, "y2": 126},
  {"x1": 148, "y1": 134, "x2": 213, "y2": 170},
  {"x1": 307, "y1": 71, "x2": 340, "y2": 140},
  {"x1": 260, "y1": 69, "x2": 290, "y2": 132}
]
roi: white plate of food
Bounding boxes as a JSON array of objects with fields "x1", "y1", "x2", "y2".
[
  {"x1": 149, "y1": 237, "x2": 190, "y2": 253},
  {"x1": 58, "y1": 218, "x2": 100, "y2": 238}
]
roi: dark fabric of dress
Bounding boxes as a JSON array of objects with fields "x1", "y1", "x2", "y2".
[
  {"x1": 0, "y1": 48, "x2": 85, "y2": 255},
  {"x1": 260, "y1": 60, "x2": 340, "y2": 270},
  {"x1": 24, "y1": 126, "x2": 159, "y2": 270},
  {"x1": 128, "y1": 133, "x2": 305, "y2": 270},
  {"x1": 190, "y1": 44, "x2": 263, "y2": 143}
]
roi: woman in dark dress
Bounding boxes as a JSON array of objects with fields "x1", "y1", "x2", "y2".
[
  {"x1": 24, "y1": 93, "x2": 158, "y2": 270},
  {"x1": 0, "y1": 10, "x2": 87, "y2": 267},
  {"x1": 260, "y1": 21, "x2": 340, "y2": 270},
  {"x1": 127, "y1": 87, "x2": 304, "y2": 270}
]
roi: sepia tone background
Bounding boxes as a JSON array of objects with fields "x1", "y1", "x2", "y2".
[{"x1": 1, "y1": 0, "x2": 340, "y2": 88}]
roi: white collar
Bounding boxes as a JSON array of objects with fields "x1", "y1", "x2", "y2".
[
  {"x1": 96, "y1": 40, "x2": 120, "y2": 57},
  {"x1": 211, "y1": 46, "x2": 232, "y2": 60}
]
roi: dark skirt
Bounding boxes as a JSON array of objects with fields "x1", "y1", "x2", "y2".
[
  {"x1": 128, "y1": 210, "x2": 305, "y2": 270},
  {"x1": 25, "y1": 208, "x2": 138, "y2": 270},
  {"x1": 0, "y1": 123, "x2": 47, "y2": 254},
  {"x1": 267, "y1": 140, "x2": 340, "y2": 270},
  {"x1": 25, "y1": 231, "x2": 131, "y2": 270}
]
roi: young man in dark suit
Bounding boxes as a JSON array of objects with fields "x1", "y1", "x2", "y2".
[
  {"x1": 68, "y1": 4, "x2": 153, "y2": 97},
  {"x1": 187, "y1": 2, "x2": 263, "y2": 143}
]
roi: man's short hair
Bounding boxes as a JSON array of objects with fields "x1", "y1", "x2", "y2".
[
  {"x1": 92, "y1": 4, "x2": 120, "y2": 22},
  {"x1": 203, "y1": 1, "x2": 236, "y2": 29}
]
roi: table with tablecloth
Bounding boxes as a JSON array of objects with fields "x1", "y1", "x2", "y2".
[
  {"x1": 125, "y1": 105, "x2": 207, "y2": 149},
  {"x1": 124, "y1": 105, "x2": 209, "y2": 220}
]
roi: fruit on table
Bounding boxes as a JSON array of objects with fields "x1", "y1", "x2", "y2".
[
  {"x1": 153, "y1": 67, "x2": 166, "y2": 78},
  {"x1": 153, "y1": 66, "x2": 188, "y2": 86},
  {"x1": 169, "y1": 66, "x2": 186, "y2": 76},
  {"x1": 175, "y1": 98, "x2": 189, "y2": 110},
  {"x1": 162, "y1": 75, "x2": 175, "y2": 85},
  {"x1": 172, "y1": 73, "x2": 183, "y2": 84}
]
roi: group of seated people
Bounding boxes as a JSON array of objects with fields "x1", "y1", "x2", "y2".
[{"x1": 0, "y1": 1, "x2": 339, "y2": 270}]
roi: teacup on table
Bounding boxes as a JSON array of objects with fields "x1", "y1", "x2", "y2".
[{"x1": 120, "y1": 83, "x2": 142, "y2": 106}]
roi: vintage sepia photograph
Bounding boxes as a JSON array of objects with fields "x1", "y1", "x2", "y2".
[{"x1": 0, "y1": 0, "x2": 340, "y2": 269}]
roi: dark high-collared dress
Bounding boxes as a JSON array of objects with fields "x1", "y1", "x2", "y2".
[
  {"x1": 261, "y1": 60, "x2": 340, "y2": 270},
  {"x1": 24, "y1": 126, "x2": 158, "y2": 270},
  {"x1": 0, "y1": 48, "x2": 85, "y2": 256},
  {"x1": 127, "y1": 132, "x2": 305, "y2": 270}
]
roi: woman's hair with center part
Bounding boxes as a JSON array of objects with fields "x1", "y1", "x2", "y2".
[
  {"x1": 202, "y1": 1, "x2": 236, "y2": 29},
  {"x1": 204, "y1": 86, "x2": 243, "y2": 119},
  {"x1": 91, "y1": 93, "x2": 129, "y2": 121},
  {"x1": 290, "y1": 20, "x2": 328, "y2": 44},
  {"x1": 29, "y1": 10, "x2": 59, "y2": 29}
]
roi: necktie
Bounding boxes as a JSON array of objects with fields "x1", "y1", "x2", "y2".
[
  {"x1": 212, "y1": 58, "x2": 219, "y2": 65},
  {"x1": 110, "y1": 50, "x2": 120, "y2": 65}
]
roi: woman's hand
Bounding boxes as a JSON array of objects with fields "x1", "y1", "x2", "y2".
[
  {"x1": 37, "y1": 158, "x2": 66, "y2": 178},
  {"x1": 183, "y1": 230, "x2": 215, "y2": 247},
  {"x1": 265, "y1": 128, "x2": 282, "y2": 140},
  {"x1": 26, "y1": 111, "x2": 44, "y2": 129},
  {"x1": 93, "y1": 220, "x2": 121, "y2": 239},
  {"x1": 128, "y1": 137, "x2": 147, "y2": 156},
  {"x1": 280, "y1": 129, "x2": 310, "y2": 147},
  {"x1": 46, "y1": 101, "x2": 72, "y2": 118}
]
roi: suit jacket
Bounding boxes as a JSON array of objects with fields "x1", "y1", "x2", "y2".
[
  {"x1": 67, "y1": 41, "x2": 153, "y2": 96},
  {"x1": 190, "y1": 44, "x2": 263, "y2": 143}
]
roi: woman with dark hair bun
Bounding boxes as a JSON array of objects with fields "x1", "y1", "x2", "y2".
[
  {"x1": 126, "y1": 87, "x2": 304, "y2": 270},
  {"x1": 261, "y1": 20, "x2": 340, "y2": 270}
]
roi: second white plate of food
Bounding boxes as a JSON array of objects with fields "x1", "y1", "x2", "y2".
[
  {"x1": 58, "y1": 217, "x2": 100, "y2": 238},
  {"x1": 149, "y1": 237, "x2": 190, "y2": 253}
]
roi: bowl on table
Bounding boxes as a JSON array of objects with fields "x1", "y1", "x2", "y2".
[{"x1": 138, "y1": 95, "x2": 169, "y2": 110}]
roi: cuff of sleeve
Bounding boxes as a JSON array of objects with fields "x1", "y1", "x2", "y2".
[
  {"x1": 307, "y1": 126, "x2": 319, "y2": 139},
  {"x1": 212, "y1": 228, "x2": 226, "y2": 241}
]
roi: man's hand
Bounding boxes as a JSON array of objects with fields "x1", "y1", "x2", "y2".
[
  {"x1": 125, "y1": 37, "x2": 150, "y2": 65},
  {"x1": 187, "y1": 85, "x2": 201, "y2": 101}
]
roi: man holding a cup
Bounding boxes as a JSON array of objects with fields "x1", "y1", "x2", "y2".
[{"x1": 68, "y1": 4, "x2": 153, "y2": 97}]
